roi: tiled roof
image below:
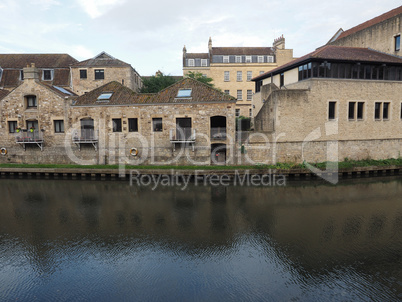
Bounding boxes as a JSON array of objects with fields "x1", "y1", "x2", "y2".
[
  {"x1": 72, "y1": 52, "x2": 132, "y2": 68},
  {"x1": 0, "y1": 68, "x2": 72, "y2": 88},
  {"x1": 73, "y1": 78, "x2": 236, "y2": 106},
  {"x1": 211, "y1": 47, "x2": 274, "y2": 56},
  {"x1": 186, "y1": 53, "x2": 209, "y2": 59},
  {"x1": 0, "y1": 89, "x2": 10, "y2": 100},
  {"x1": 253, "y1": 45, "x2": 402, "y2": 81},
  {"x1": 336, "y1": 6, "x2": 402, "y2": 40},
  {"x1": 0, "y1": 54, "x2": 78, "y2": 68},
  {"x1": 0, "y1": 70, "x2": 20, "y2": 87}
]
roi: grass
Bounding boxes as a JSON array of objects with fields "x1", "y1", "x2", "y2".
[{"x1": 0, "y1": 158, "x2": 401, "y2": 171}]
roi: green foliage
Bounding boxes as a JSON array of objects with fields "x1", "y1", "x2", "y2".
[
  {"x1": 186, "y1": 71, "x2": 214, "y2": 87},
  {"x1": 140, "y1": 72, "x2": 179, "y2": 93}
]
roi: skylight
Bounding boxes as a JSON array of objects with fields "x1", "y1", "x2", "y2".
[
  {"x1": 97, "y1": 92, "x2": 113, "y2": 101},
  {"x1": 177, "y1": 89, "x2": 192, "y2": 98},
  {"x1": 53, "y1": 85, "x2": 73, "y2": 96}
]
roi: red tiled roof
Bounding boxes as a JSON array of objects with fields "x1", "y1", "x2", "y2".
[
  {"x1": 252, "y1": 45, "x2": 402, "y2": 81},
  {"x1": 337, "y1": 6, "x2": 402, "y2": 40}
]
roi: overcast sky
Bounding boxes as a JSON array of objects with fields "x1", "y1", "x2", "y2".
[{"x1": 0, "y1": 0, "x2": 400, "y2": 76}]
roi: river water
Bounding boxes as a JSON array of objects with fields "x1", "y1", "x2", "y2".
[{"x1": 0, "y1": 176, "x2": 402, "y2": 301}]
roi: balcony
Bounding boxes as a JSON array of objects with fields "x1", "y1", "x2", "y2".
[
  {"x1": 210, "y1": 127, "x2": 227, "y2": 140},
  {"x1": 72, "y1": 129, "x2": 98, "y2": 150},
  {"x1": 15, "y1": 130, "x2": 44, "y2": 151},
  {"x1": 170, "y1": 128, "x2": 196, "y2": 151}
]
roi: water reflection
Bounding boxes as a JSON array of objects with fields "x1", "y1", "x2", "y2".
[{"x1": 0, "y1": 177, "x2": 402, "y2": 301}]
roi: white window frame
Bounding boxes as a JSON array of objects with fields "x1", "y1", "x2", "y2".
[
  {"x1": 247, "y1": 90, "x2": 252, "y2": 100},
  {"x1": 237, "y1": 71, "x2": 242, "y2": 82},
  {"x1": 224, "y1": 71, "x2": 230, "y2": 82},
  {"x1": 247, "y1": 71, "x2": 252, "y2": 81},
  {"x1": 201, "y1": 59, "x2": 207, "y2": 67},
  {"x1": 235, "y1": 56, "x2": 242, "y2": 63},
  {"x1": 257, "y1": 56, "x2": 264, "y2": 63},
  {"x1": 42, "y1": 69, "x2": 54, "y2": 81},
  {"x1": 223, "y1": 56, "x2": 229, "y2": 63},
  {"x1": 245, "y1": 56, "x2": 252, "y2": 63},
  {"x1": 188, "y1": 59, "x2": 195, "y2": 67},
  {"x1": 237, "y1": 90, "x2": 242, "y2": 100},
  {"x1": 267, "y1": 56, "x2": 274, "y2": 63}
]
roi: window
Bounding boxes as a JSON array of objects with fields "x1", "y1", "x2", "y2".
[
  {"x1": 80, "y1": 69, "x2": 87, "y2": 79},
  {"x1": 54, "y1": 120, "x2": 64, "y2": 133},
  {"x1": 26, "y1": 95, "x2": 37, "y2": 108},
  {"x1": 201, "y1": 59, "x2": 207, "y2": 67},
  {"x1": 177, "y1": 89, "x2": 192, "y2": 98},
  {"x1": 235, "y1": 109, "x2": 240, "y2": 117},
  {"x1": 235, "y1": 56, "x2": 242, "y2": 63},
  {"x1": 97, "y1": 92, "x2": 113, "y2": 101},
  {"x1": 42, "y1": 69, "x2": 53, "y2": 81},
  {"x1": 247, "y1": 90, "x2": 252, "y2": 100},
  {"x1": 20, "y1": 70, "x2": 24, "y2": 80},
  {"x1": 95, "y1": 69, "x2": 104, "y2": 80},
  {"x1": 188, "y1": 59, "x2": 195, "y2": 67},
  {"x1": 153, "y1": 118, "x2": 162, "y2": 132},
  {"x1": 224, "y1": 71, "x2": 230, "y2": 82},
  {"x1": 224, "y1": 90, "x2": 230, "y2": 95},
  {"x1": 8, "y1": 121, "x2": 17, "y2": 133},
  {"x1": 128, "y1": 118, "x2": 138, "y2": 132},
  {"x1": 395, "y1": 35, "x2": 401, "y2": 51},
  {"x1": 0, "y1": 67, "x2": 3, "y2": 82},
  {"x1": 267, "y1": 56, "x2": 274, "y2": 63},
  {"x1": 249, "y1": 108, "x2": 252, "y2": 118},
  {"x1": 237, "y1": 71, "x2": 242, "y2": 81},
  {"x1": 348, "y1": 102, "x2": 356, "y2": 120},
  {"x1": 247, "y1": 71, "x2": 252, "y2": 81},
  {"x1": 258, "y1": 56, "x2": 264, "y2": 63},
  {"x1": 328, "y1": 102, "x2": 336, "y2": 120},
  {"x1": 375, "y1": 102, "x2": 382, "y2": 120},
  {"x1": 223, "y1": 56, "x2": 229, "y2": 63},
  {"x1": 237, "y1": 90, "x2": 242, "y2": 100},
  {"x1": 245, "y1": 56, "x2": 252, "y2": 63},
  {"x1": 357, "y1": 102, "x2": 364, "y2": 120},
  {"x1": 280, "y1": 73, "x2": 284, "y2": 87},
  {"x1": 383, "y1": 102, "x2": 390, "y2": 119},
  {"x1": 112, "y1": 118, "x2": 122, "y2": 132}
]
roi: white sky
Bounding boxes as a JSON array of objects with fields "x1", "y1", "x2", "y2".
[{"x1": 0, "y1": 0, "x2": 400, "y2": 76}]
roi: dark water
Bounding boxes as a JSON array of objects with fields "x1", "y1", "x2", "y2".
[{"x1": 1, "y1": 177, "x2": 402, "y2": 301}]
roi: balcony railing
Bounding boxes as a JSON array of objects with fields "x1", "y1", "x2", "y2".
[
  {"x1": 170, "y1": 128, "x2": 196, "y2": 142},
  {"x1": 72, "y1": 129, "x2": 98, "y2": 150},
  {"x1": 15, "y1": 130, "x2": 44, "y2": 150},
  {"x1": 210, "y1": 127, "x2": 227, "y2": 140}
]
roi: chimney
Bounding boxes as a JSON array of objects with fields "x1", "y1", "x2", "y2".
[
  {"x1": 23, "y1": 63, "x2": 39, "y2": 80},
  {"x1": 273, "y1": 35, "x2": 285, "y2": 50},
  {"x1": 208, "y1": 37, "x2": 212, "y2": 53}
]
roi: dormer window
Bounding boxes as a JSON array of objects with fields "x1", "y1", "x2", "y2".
[
  {"x1": 97, "y1": 92, "x2": 113, "y2": 102},
  {"x1": 258, "y1": 56, "x2": 264, "y2": 63},
  {"x1": 42, "y1": 69, "x2": 54, "y2": 81},
  {"x1": 0, "y1": 67, "x2": 3, "y2": 82},
  {"x1": 201, "y1": 59, "x2": 207, "y2": 67},
  {"x1": 177, "y1": 89, "x2": 192, "y2": 98},
  {"x1": 223, "y1": 56, "x2": 229, "y2": 63},
  {"x1": 20, "y1": 70, "x2": 24, "y2": 80},
  {"x1": 188, "y1": 59, "x2": 195, "y2": 67}
]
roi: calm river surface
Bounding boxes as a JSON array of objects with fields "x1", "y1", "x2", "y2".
[{"x1": 1, "y1": 176, "x2": 402, "y2": 301}]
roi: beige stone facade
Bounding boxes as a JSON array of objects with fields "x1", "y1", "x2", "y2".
[
  {"x1": 183, "y1": 36, "x2": 294, "y2": 118},
  {"x1": 328, "y1": 5, "x2": 402, "y2": 57}
]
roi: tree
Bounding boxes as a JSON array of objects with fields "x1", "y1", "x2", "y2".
[
  {"x1": 140, "y1": 72, "x2": 180, "y2": 93},
  {"x1": 186, "y1": 71, "x2": 214, "y2": 87}
]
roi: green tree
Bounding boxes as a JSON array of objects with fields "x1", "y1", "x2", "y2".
[
  {"x1": 140, "y1": 72, "x2": 180, "y2": 93},
  {"x1": 186, "y1": 71, "x2": 214, "y2": 87}
]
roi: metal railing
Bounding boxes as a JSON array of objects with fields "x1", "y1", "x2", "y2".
[
  {"x1": 170, "y1": 128, "x2": 196, "y2": 142},
  {"x1": 72, "y1": 129, "x2": 98, "y2": 142},
  {"x1": 210, "y1": 127, "x2": 227, "y2": 140},
  {"x1": 15, "y1": 130, "x2": 43, "y2": 143}
]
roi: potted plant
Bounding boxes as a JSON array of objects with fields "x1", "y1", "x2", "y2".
[
  {"x1": 16, "y1": 127, "x2": 21, "y2": 133},
  {"x1": 30, "y1": 126, "x2": 35, "y2": 133}
]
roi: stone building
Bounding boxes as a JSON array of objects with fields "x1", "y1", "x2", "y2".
[
  {"x1": 70, "y1": 52, "x2": 142, "y2": 95},
  {"x1": 328, "y1": 5, "x2": 401, "y2": 57},
  {"x1": 0, "y1": 72, "x2": 236, "y2": 165},
  {"x1": 251, "y1": 45, "x2": 402, "y2": 163},
  {"x1": 182, "y1": 36, "x2": 294, "y2": 118}
]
